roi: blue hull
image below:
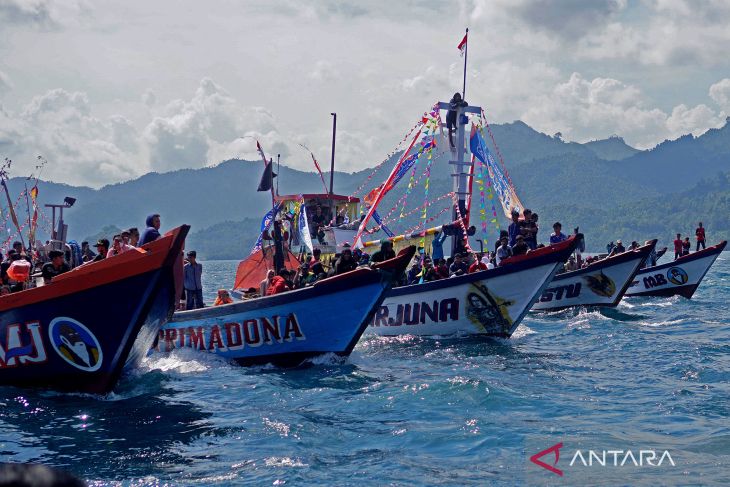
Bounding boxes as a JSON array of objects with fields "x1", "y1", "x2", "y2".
[
  {"x1": 0, "y1": 269, "x2": 176, "y2": 393},
  {"x1": 160, "y1": 271, "x2": 388, "y2": 366},
  {"x1": 0, "y1": 225, "x2": 188, "y2": 394}
]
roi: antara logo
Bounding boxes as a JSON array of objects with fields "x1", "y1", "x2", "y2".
[
  {"x1": 529, "y1": 441, "x2": 675, "y2": 477},
  {"x1": 530, "y1": 442, "x2": 563, "y2": 476}
]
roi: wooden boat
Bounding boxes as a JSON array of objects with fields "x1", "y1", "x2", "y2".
[
  {"x1": 532, "y1": 239, "x2": 657, "y2": 312},
  {"x1": 366, "y1": 236, "x2": 578, "y2": 338},
  {"x1": 0, "y1": 226, "x2": 189, "y2": 393},
  {"x1": 158, "y1": 247, "x2": 415, "y2": 366},
  {"x1": 625, "y1": 241, "x2": 727, "y2": 298}
]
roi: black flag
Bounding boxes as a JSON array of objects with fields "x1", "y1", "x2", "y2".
[{"x1": 257, "y1": 162, "x2": 277, "y2": 192}]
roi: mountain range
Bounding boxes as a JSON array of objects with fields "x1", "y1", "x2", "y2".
[{"x1": 5, "y1": 117, "x2": 729, "y2": 259}]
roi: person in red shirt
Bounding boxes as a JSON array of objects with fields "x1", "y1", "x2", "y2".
[
  {"x1": 468, "y1": 253, "x2": 488, "y2": 273},
  {"x1": 695, "y1": 222, "x2": 706, "y2": 251},
  {"x1": 435, "y1": 259, "x2": 449, "y2": 279},
  {"x1": 673, "y1": 233, "x2": 683, "y2": 260},
  {"x1": 266, "y1": 270, "x2": 291, "y2": 295}
]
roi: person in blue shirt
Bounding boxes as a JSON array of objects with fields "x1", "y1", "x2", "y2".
[
  {"x1": 549, "y1": 222, "x2": 567, "y2": 245},
  {"x1": 431, "y1": 231, "x2": 447, "y2": 261},
  {"x1": 138, "y1": 214, "x2": 161, "y2": 246},
  {"x1": 183, "y1": 250, "x2": 204, "y2": 310},
  {"x1": 508, "y1": 210, "x2": 521, "y2": 247}
]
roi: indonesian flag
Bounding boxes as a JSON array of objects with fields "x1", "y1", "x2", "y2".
[{"x1": 458, "y1": 33, "x2": 467, "y2": 56}]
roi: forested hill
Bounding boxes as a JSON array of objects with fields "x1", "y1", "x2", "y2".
[{"x1": 7, "y1": 118, "x2": 729, "y2": 258}]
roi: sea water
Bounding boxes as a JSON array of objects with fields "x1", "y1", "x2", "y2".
[{"x1": 1, "y1": 256, "x2": 729, "y2": 485}]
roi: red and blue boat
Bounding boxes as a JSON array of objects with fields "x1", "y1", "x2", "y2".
[{"x1": 0, "y1": 226, "x2": 188, "y2": 393}]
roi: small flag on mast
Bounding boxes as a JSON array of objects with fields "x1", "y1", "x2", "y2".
[{"x1": 458, "y1": 33, "x2": 468, "y2": 56}]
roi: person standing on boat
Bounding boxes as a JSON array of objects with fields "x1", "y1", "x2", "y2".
[
  {"x1": 446, "y1": 93, "x2": 468, "y2": 149},
  {"x1": 682, "y1": 237, "x2": 691, "y2": 256},
  {"x1": 260, "y1": 269, "x2": 274, "y2": 296},
  {"x1": 92, "y1": 239, "x2": 109, "y2": 262},
  {"x1": 496, "y1": 237, "x2": 512, "y2": 266},
  {"x1": 431, "y1": 231, "x2": 447, "y2": 262},
  {"x1": 371, "y1": 241, "x2": 395, "y2": 263},
  {"x1": 449, "y1": 253, "x2": 469, "y2": 276},
  {"x1": 266, "y1": 270, "x2": 290, "y2": 295},
  {"x1": 512, "y1": 235, "x2": 529, "y2": 256},
  {"x1": 695, "y1": 222, "x2": 706, "y2": 251},
  {"x1": 310, "y1": 206, "x2": 326, "y2": 244},
  {"x1": 333, "y1": 246, "x2": 357, "y2": 275},
  {"x1": 80, "y1": 241, "x2": 96, "y2": 262},
  {"x1": 609, "y1": 239, "x2": 625, "y2": 257},
  {"x1": 128, "y1": 227, "x2": 140, "y2": 247},
  {"x1": 673, "y1": 233, "x2": 683, "y2": 260},
  {"x1": 549, "y1": 222, "x2": 567, "y2": 245},
  {"x1": 508, "y1": 210, "x2": 521, "y2": 247},
  {"x1": 41, "y1": 250, "x2": 70, "y2": 284},
  {"x1": 139, "y1": 214, "x2": 161, "y2": 246},
  {"x1": 183, "y1": 251, "x2": 204, "y2": 310}
]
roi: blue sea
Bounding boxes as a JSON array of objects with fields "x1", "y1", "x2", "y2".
[{"x1": 1, "y1": 256, "x2": 729, "y2": 486}]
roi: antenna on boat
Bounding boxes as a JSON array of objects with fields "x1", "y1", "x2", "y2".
[
  {"x1": 330, "y1": 112, "x2": 336, "y2": 195},
  {"x1": 276, "y1": 153, "x2": 280, "y2": 196}
]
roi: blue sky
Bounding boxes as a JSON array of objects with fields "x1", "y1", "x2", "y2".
[{"x1": 1, "y1": 0, "x2": 729, "y2": 187}]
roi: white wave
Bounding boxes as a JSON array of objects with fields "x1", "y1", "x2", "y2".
[
  {"x1": 304, "y1": 352, "x2": 347, "y2": 366},
  {"x1": 511, "y1": 324, "x2": 536, "y2": 338},
  {"x1": 638, "y1": 318, "x2": 687, "y2": 327},
  {"x1": 263, "y1": 417, "x2": 291, "y2": 437},
  {"x1": 264, "y1": 456, "x2": 308, "y2": 468},
  {"x1": 142, "y1": 348, "x2": 231, "y2": 373}
]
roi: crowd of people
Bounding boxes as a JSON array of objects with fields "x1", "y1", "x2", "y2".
[
  {"x1": 0, "y1": 214, "x2": 168, "y2": 296},
  {"x1": 5, "y1": 203, "x2": 709, "y2": 307}
]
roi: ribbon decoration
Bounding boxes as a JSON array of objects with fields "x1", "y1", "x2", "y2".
[
  {"x1": 354, "y1": 123, "x2": 425, "y2": 247},
  {"x1": 297, "y1": 196, "x2": 315, "y2": 252},
  {"x1": 371, "y1": 211, "x2": 395, "y2": 237},
  {"x1": 365, "y1": 192, "x2": 454, "y2": 234},
  {"x1": 249, "y1": 203, "x2": 281, "y2": 255},
  {"x1": 349, "y1": 117, "x2": 425, "y2": 199},
  {"x1": 298, "y1": 144, "x2": 329, "y2": 194}
]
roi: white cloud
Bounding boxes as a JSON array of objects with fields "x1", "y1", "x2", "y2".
[
  {"x1": 0, "y1": 0, "x2": 89, "y2": 28},
  {"x1": 709, "y1": 78, "x2": 730, "y2": 113},
  {"x1": 0, "y1": 70, "x2": 12, "y2": 92},
  {"x1": 308, "y1": 61, "x2": 339, "y2": 82},
  {"x1": 141, "y1": 89, "x2": 156, "y2": 107},
  {"x1": 521, "y1": 73, "x2": 725, "y2": 148}
]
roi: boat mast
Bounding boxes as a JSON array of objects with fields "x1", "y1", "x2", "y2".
[
  {"x1": 269, "y1": 156, "x2": 285, "y2": 274},
  {"x1": 437, "y1": 99, "x2": 481, "y2": 257},
  {"x1": 329, "y1": 112, "x2": 336, "y2": 195}
]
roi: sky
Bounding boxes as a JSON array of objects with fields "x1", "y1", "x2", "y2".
[{"x1": 1, "y1": 0, "x2": 729, "y2": 188}]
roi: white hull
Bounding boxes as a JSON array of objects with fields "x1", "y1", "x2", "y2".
[
  {"x1": 625, "y1": 241, "x2": 726, "y2": 299},
  {"x1": 532, "y1": 243, "x2": 653, "y2": 311},
  {"x1": 365, "y1": 260, "x2": 561, "y2": 337}
]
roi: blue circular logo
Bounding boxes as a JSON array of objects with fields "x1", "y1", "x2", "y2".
[
  {"x1": 48, "y1": 317, "x2": 103, "y2": 372},
  {"x1": 666, "y1": 267, "x2": 688, "y2": 286}
]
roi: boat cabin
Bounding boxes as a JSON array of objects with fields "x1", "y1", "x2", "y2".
[{"x1": 274, "y1": 193, "x2": 361, "y2": 256}]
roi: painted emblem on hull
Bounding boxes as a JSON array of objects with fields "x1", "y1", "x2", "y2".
[
  {"x1": 466, "y1": 282, "x2": 514, "y2": 335},
  {"x1": 48, "y1": 317, "x2": 103, "y2": 372},
  {"x1": 583, "y1": 272, "x2": 616, "y2": 297},
  {"x1": 667, "y1": 267, "x2": 688, "y2": 286}
]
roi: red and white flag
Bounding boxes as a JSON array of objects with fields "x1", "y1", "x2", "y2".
[{"x1": 457, "y1": 33, "x2": 467, "y2": 56}]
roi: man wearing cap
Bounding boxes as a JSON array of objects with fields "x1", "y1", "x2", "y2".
[
  {"x1": 92, "y1": 239, "x2": 109, "y2": 262},
  {"x1": 41, "y1": 250, "x2": 70, "y2": 284},
  {"x1": 184, "y1": 250, "x2": 204, "y2": 310}
]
